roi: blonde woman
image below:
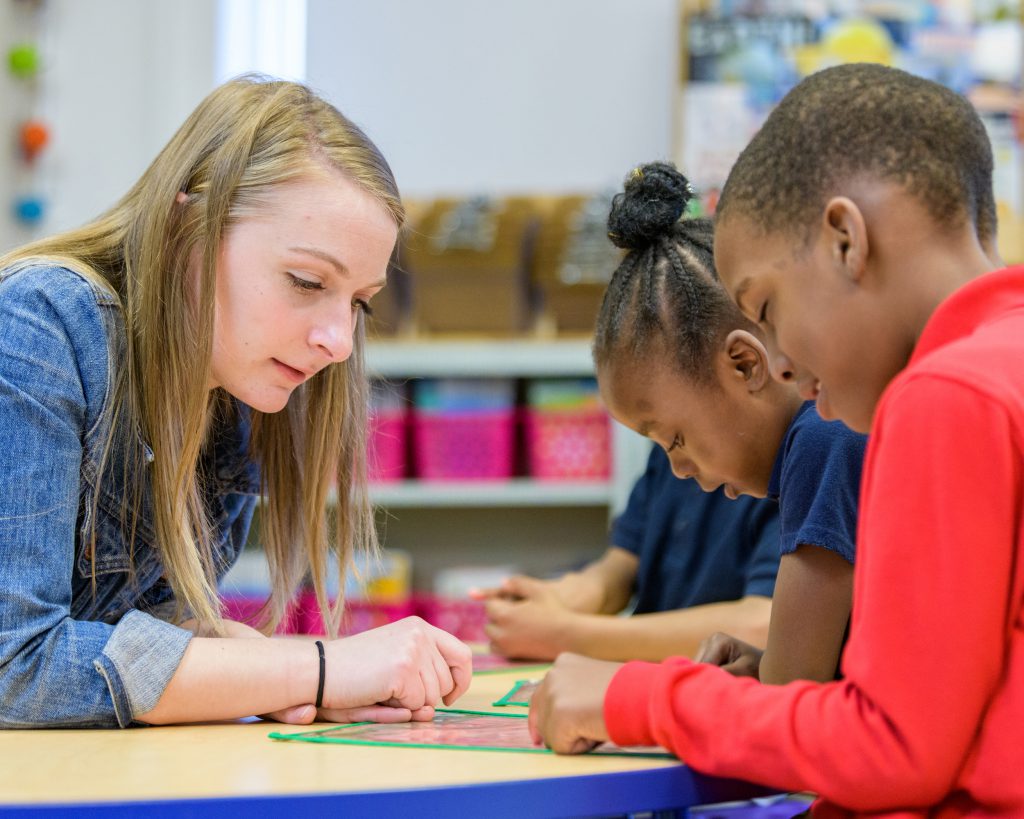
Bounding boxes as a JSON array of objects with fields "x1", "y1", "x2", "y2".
[{"x1": 0, "y1": 76, "x2": 471, "y2": 728}]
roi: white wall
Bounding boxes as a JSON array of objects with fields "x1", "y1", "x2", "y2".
[
  {"x1": 306, "y1": 0, "x2": 679, "y2": 197},
  {"x1": 0, "y1": 0, "x2": 217, "y2": 250}
]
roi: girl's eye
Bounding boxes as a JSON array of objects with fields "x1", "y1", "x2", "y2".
[
  {"x1": 666, "y1": 434, "x2": 682, "y2": 454},
  {"x1": 287, "y1": 273, "x2": 324, "y2": 292},
  {"x1": 353, "y1": 298, "x2": 374, "y2": 316}
]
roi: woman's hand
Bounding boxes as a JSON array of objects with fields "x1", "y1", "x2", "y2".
[
  {"x1": 316, "y1": 616, "x2": 472, "y2": 723},
  {"x1": 528, "y1": 653, "x2": 620, "y2": 754},
  {"x1": 695, "y1": 631, "x2": 764, "y2": 679}
]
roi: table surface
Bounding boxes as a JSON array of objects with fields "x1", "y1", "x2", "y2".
[{"x1": 0, "y1": 664, "x2": 773, "y2": 818}]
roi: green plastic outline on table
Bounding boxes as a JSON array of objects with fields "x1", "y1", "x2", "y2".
[
  {"x1": 268, "y1": 707, "x2": 672, "y2": 758},
  {"x1": 492, "y1": 678, "x2": 537, "y2": 707}
]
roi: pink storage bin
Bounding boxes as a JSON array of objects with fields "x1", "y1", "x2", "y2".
[
  {"x1": 220, "y1": 594, "x2": 302, "y2": 634},
  {"x1": 525, "y1": 408, "x2": 611, "y2": 480},
  {"x1": 294, "y1": 590, "x2": 414, "y2": 636},
  {"x1": 414, "y1": 593, "x2": 488, "y2": 643},
  {"x1": 412, "y1": 409, "x2": 516, "y2": 480},
  {"x1": 368, "y1": 409, "x2": 407, "y2": 482}
]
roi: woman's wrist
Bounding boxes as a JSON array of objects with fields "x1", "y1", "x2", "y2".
[
  {"x1": 314, "y1": 640, "x2": 326, "y2": 709},
  {"x1": 278, "y1": 637, "x2": 323, "y2": 708}
]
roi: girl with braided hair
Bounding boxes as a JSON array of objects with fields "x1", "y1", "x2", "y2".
[{"x1": 528, "y1": 160, "x2": 866, "y2": 737}]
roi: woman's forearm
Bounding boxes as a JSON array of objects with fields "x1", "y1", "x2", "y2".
[{"x1": 137, "y1": 636, "x2": 317, "y2": 724}]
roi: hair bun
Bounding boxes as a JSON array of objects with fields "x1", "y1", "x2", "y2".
[{"x1": 607, "y1": 162, "x2": 694, "y2": 250}]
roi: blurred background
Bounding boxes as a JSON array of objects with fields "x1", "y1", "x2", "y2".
[{"x1": 2, "y1": 0, "x2": 1020, "y2": 637}]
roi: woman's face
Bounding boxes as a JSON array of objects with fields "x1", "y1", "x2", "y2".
[{"x1": 204, "y1": 171, "x2": 397, "y2": 413}]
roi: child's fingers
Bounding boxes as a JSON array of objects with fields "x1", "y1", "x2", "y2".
[
  {"x1": 467, "y1": 586, "x2": 502, "y2": 600},
  {"x1": 483, "y1": 596, "x2": 511, "y2": 621},
  {"x1": 695, "y1": 631, "x2": 734, "y2": 665},
  {"x1": 501, "y1": 575, "x2": 545, "y2": 600}
]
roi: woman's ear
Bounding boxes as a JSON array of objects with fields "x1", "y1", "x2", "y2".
[
  {"x1": 722, "y1": 329, "x2": 771, "y2": 394},
  {"x1": 821, "y1": 196, "x2": 868, "y2": 284}
]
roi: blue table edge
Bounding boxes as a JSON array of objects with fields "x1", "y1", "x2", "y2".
[{"x1": 1, "y1": 765, "x2": 779, "y2": 818}]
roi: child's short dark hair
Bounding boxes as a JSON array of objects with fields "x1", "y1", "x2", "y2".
[
  {"x1": 717, "y1": 63, "x2": 996, "y2": 245},
  {"x1": 593, "y1": 162, "x2": 753, "y2": 384}
]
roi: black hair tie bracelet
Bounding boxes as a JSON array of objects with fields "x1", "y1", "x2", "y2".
[{"x1": 314, "y1": 640, "x2": 326, "y2": 710}]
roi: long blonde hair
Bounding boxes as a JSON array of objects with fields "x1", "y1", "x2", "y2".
[{"x1": 1, "y1": 75, "x2": 404, "y2": 636}]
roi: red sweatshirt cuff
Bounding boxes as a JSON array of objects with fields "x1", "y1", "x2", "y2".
[{"x1": 604, "y1": 660, "x2": 663, "y2": 747}]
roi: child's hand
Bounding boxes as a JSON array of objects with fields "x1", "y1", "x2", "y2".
[
  {"x1": 469, "y1": 574, "x2": 549, "y2": 603},
  {"x1": 696, "y1": 632, "x2": 763, "y2": 679},
  {"x1": 528, "y1": 653, "x2": 619, "y2": 754},
  {"x1": 317, "y1": 617, "x2": 472, "y2": 721},
  {"x1": 483, "y1": 589, "x2": 575, "y2": 660}
]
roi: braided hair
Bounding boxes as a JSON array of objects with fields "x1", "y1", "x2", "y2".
[{"x1": 593, "y1": 162, "x2": 754, "y2": 386}]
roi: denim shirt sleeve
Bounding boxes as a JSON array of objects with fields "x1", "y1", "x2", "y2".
[{"x1": 0, "y1": 265, "x2": 192, "y2": 728}]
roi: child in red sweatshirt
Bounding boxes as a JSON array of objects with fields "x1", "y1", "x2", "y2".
[{"x1": 529, "y1": 63, "x2": 1023, "y2": 816}]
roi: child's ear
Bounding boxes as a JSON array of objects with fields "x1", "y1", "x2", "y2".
[
  {"x1": 822, "y1": 196, "x2": 868, "y2": 284},
  {"x1": 723, "y1": 329, "x2": 771, "y2": 393}
]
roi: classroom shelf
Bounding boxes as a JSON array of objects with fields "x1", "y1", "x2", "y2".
[
  {"x1": 363, "y1": 336, "x2": 649, "y2": 517},
  {"x1": 369, "y1": 478, "x2": 613, "y2": 508},
  {"x1": 366, "y1": 338, "x2": 595, "y2": 378}
]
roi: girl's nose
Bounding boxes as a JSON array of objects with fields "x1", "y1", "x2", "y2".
[{"x1": 669, "y1": 455, "x2": 697, "y2": 481}]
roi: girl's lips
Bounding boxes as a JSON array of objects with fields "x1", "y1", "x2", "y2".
[{"x1": 815, "y1": 387, "x2": 836, "y2": 421}]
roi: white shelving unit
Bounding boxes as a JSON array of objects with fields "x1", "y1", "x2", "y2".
[
  {"x1": 364, "y1": 338, "x2": 650, "y2": 586},
  {"x1": 370, "y1": 478, "x2": 612, "y2": 508},
  {"x1": 365, "y1": 338, "x2": 649, "y2": 514},
  {"x1": 367, "y1": 338, "x2": 595, "y2": 378}
]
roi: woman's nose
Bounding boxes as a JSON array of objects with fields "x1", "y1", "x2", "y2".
[{"x1": 309, "y1": 307, "x2": 355, "y2": 363}]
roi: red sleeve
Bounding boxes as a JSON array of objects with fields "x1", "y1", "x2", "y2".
[{"x1": 604, "y1": 375, "x2": 1020, "y2": 811}]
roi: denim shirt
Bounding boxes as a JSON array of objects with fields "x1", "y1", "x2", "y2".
[{"x1": 0, "y1": 262, "x2": 259, "y2": 728}]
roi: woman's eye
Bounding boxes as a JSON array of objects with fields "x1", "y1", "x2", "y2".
[
  {"x1": 287, "y1": 273, "x2": 324, "y2": 292},
  {"x1": 353, "y1": 298, "x2": 374, "y2": 316}
]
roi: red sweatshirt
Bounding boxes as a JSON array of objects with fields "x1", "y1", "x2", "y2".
[{"x1": 605, "y1": 266, "x2": 1024, "y2": 817}]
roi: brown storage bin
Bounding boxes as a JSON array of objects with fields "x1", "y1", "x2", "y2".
[
  {"x1": 401, "y1": 197, "x2": 538, "y2": 335},
  {"x1": 529, "y1": 193, "x2": 623, "y2": 335},
  {"x1": 365, "y1": 259, "x2": 409, "y2": 338},
  {"x1": 366, "y1": 200, "x2": 435, "y2": 338}
]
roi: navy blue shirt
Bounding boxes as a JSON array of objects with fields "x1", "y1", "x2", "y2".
[
  {"x1": 611, "y1": 448, "x2": 781, "y2": 615},
  {"x1": 767, "y1": 401, "x2": 866, "y2": 564}
]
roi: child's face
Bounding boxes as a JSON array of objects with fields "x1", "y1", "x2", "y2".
[
  {"x1": 714, "y1": 214, "x2": 890, "y2": 434},
  {"x1": 205, "y1": 171, "x2": 397, "y2": 413},
  {"x1": 599, "y1": 350, "x2": 789, "y2": 499}
]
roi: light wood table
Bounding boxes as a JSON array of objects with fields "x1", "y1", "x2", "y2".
[{"x1": 0, "y1": 667, "x2": 772, "y2": 817}]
